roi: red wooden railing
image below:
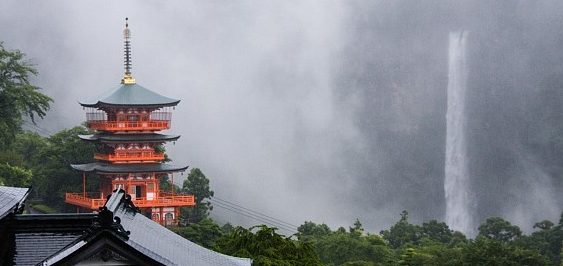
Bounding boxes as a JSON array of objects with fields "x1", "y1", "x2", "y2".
[
  {"x1": 133, "y1": 194, "x2": 196, "y2": 207},
  {"x1": 87, "y1": 120, "x2": 170, "y2": 131},
  {"x1": 65, "y1": 192, "x2": 106, "y2": 210},
  {"x1": 94, "y1": 150, "x2": 165, "y2": 162},
  {"x1": 65, "y1": 191, "x2": 195, "y2": 210}
]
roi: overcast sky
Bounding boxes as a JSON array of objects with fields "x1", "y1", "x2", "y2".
[{"x1": 1, "y1": 1, "x2": 561, "y2": 234}]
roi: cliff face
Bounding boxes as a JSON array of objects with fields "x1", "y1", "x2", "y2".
[{"x1": 339, "y1": 1, "x2": 563, "y2": 229}]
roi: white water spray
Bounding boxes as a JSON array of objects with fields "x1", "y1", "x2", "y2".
[{"x1": 445, "y1": 31, "x2": 473, "y2": 235}]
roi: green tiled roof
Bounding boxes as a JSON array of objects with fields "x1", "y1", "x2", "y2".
[
  {"x1": 80, "y1": 84, "x2": 180, "y2": 108},
  {"x1": 79, "y1": 133, "x2": 180, "y2": 143},
  {"x1": 71, "y1": 162, "x2": 188, "y2": 174}
]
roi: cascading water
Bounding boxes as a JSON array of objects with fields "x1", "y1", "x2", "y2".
[{"x1": 444, "y1": 31, "x2": 473, "y2": 235}]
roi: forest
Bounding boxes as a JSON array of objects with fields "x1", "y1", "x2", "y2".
[{"x1": 1, "y1": 39, "x2": 562, "y2": 265}]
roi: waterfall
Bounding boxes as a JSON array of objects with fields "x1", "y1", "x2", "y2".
[{"x1": 445, "y1": 31, "x2": 472, "y2": 235}]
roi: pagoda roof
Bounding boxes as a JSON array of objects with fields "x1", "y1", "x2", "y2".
[
  {"x1": 80, "y1": 83, "x2": 180, "y2": 108},
  {"x1": 71, "y1": 162, "x2": 188, "y2": 174},
  {"x1": 79, "y1": 133, "x2": 180, "y2": 143}
]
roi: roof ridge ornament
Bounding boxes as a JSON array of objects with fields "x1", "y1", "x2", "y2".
[
  {"x1": 83, "y1": 206, "x2": 131, "y2": 240},
  {"x1": 121, "y1": 17, "x2": 136, "y2": 85}
]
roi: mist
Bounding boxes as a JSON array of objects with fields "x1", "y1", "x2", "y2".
[{"x1": 1, "y1": 1, "x2": 561, "y2": 234}]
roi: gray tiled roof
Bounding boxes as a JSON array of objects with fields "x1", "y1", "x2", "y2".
[
  {"x1": 112, "y1": 189, "x2": 252, "y2": 266},
  {"x1": 71, "y1": 162, "x2": 188, "y2": 173},
  {"x1": 115, "y1": 205, "x2": 252, "y2": 266},
  {"x1": 43, "y1": 190, "x2": 252, "y2": 266},
  {"x1": 8, "y1": 213, "x2": 96, "y2": 266},
  {"x1": 0, "y1": 186, "x2": 29, "y2": 220},
  {"x1": 13, "y1": 232, "x2": 81, "y2": 265},
  {"x1": 80, "y1": 83, "x2": 180, "y2": 108}
]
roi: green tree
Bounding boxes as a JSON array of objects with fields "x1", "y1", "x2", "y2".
[
  {"x1": 450, "y1": 231, "x2": 469, "y2": 247},
  {"x1": 400, "y1": 238, "x2": 464, "y2": 266},
  {"x1": 12, "y1": 131, "x2": 47, "y2": 164},
  {"x1": 171, "y1": 218, "x2": 224, "y2": 249},
  {"x1": 462, "y1": 237, "x2": 548, "y2": 265},
  {"x1": 340, "y1": 261, "x2": 377, "y2": 266},
  {"x1": 158, "y1": 174, "x2": 180, "y2": 192},
  {"x1": 516, "y1": 215, "x2": 563, "y2": 265},
  {"x1": 350, "y1": 218, "x2": 365, "y2": 236},
  {"x1": 0, "y1": 42, "x2": 52, "y2": 149},
  {"x1": 534, "y1": 220, "x2": 555, "y2": 231},
  {"x1": 221, "y1": 222, "x2": 235, "y2": 235},
  {"x1": 297, "y1": 221, "x2": 332, "y2": 241},
  {"x1": 181, "y1": 168, "x2": 214, "y2": 223},
  {"x1": 421, "y1": 220, "x2": 454, "y2": 245},
  {"x1": 398, "y1": 247, "x2": 433, "y2": 266},
  {"x1": 0, "y1": 131, "x2": 47, "y2": 192},
  {"x1": 380, "y1": 210, "x2": 423, "y2": 249},
  {"x1": 478, "y1": 217, "x2": 522, "y2": 242},
  {"x1": 26, "y1": 126, "x2": 95, "y2": 210},
  {"x1": 314, "y1": 231, "x2": 393, "y2": 265},
  {"x1": 0, "y1": 163, "x2": 32, "y2": 187},
  {"x1": 215, "y1": 225, "x2": 322, "y2": 266},
  {"x1": 296, "y1": 220, "x2": 393, "y2": 265}
]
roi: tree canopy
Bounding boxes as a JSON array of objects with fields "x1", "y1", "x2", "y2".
[
  {"x1": 215, "y1": 225, "x2": 322, "y2": 266},
  {"x1": 181, "y1": 168, "x2": 214, "y2": 223},
  {"x1": 478, "y1": 217, "x2": 522, "y2": 242},
  {"x1": 0, "y1": 163, "x2": 31, "y2": 187},
  {"x1": 0, "y1": 43, "x2": 52, "y2": 191},
  {"x1": 0, "y1": 42, "x2": 52, "y2": 149},
  {"x1": 10, "y1": 127, "x2": 95, "y2": 210}
]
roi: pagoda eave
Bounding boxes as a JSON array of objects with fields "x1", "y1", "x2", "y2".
[
  {"x1": 80, "y1": 101, "x2": 180, "y2": 109},
  {"x1": 71, "y1": 162, "x2": 188, "y2": 174},
  {"x1": 79, "y1": 133, "x2": 180, "y2": 143},
  {"x1": 79, "y1": 83, "x2": 181, "y2": 108}
]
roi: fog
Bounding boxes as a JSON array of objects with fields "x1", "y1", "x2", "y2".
[{"x1": 1, "y1": 1, "x2": 561, "y2": 234}]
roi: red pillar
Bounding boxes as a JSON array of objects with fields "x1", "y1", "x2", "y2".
[{"x1": 82, "y1": 172, "x2": 86, "y2": 196}]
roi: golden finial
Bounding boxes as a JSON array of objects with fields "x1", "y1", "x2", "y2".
[{"x1": 121, "y1": 17, "x2": 136, "y2": 85}]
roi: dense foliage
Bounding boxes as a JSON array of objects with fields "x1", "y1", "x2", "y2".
[
  {"x1": 170, "y1": 218, "x2": 224, "y2": 249},
  {"x1": 216, "y1": 225, "x2": 322, "y2": 266},
  {"x1": 169, "y1": 209, "x2": 561, "y2": 265},
  {"x1": 0, "y1": 162, "x2": 32, "y2": 187},
  {"x1": 0, "y1": 42, "x2": 52, "y2": 149},
  {"x1": 4, "y1": 128, "x2": 95, "y2": 210},
  {"x1": 0, "y1": 43, "x2": 52, "y2": 188},
  {"x1": 181, "y1": 168, "x2": 215, "y2": 223}
]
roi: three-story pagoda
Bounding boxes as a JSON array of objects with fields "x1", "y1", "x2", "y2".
[{"x1": 65, "y1": 18, "x2": 195, "y2": 225}]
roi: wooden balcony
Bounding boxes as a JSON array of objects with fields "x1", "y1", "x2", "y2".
[
  {"x1": 133, "y1": 194, "x2": 196, "y2": 208},
  {"x1": 65, "y1": 192, "x2": 106, "y2": 210},
  {"x1": 94, "y1": 150, "x2": 165, "y2": 163},
  {"x1": 87, "y1": 120, "x2": 170, "y2": 132},
  {"x1": 65, "y1": 191, "x2": 195, "y2": 210}
]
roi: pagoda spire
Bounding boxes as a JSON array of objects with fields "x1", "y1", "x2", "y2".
[{"x1": 121, "y1": 17, "x2": 136, "y2": 85}]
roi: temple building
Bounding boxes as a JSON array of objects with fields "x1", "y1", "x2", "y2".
[
  {"x1": 64, "y1": 18, "x2": 194, "y2": 225},
  {"x1": 0, "y1": 185, "x2": 252, "y2": 265}
]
